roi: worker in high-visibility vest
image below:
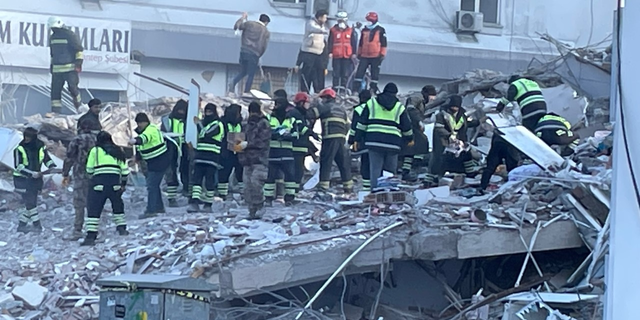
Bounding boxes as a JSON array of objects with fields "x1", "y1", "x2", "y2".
[
  {"x1": 48, "y1": 16, "x2": 83, "y2": 113},
  {"x1": 264, "y1": 98, "x2": 297, "y2": 205},
  {"x1": 535, "y1": 113, "x2": 580, "y2": 157},
  {"x1": 161, "y1": 100, "x2": 189, "y2": 206},
  {"x1": 496, "y1": 76, "x2": 548, "y2": 132},
  {"x1": 349, "y1": 89, "x2": 373, "y2": 191},
  {"x1": 218, "y1": 104, "x2": 244, "y2": 200}
]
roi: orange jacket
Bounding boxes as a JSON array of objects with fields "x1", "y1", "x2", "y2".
[
  {"x1": 357, "y1": 25, "x2": 387, "y2": 58},
  {"x1": 328, "y1": 25, "x2": 356, "y2": 59}
]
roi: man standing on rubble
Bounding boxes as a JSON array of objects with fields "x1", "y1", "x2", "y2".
[
  {"x1": 290, "y1": 92, "x2": 314, "y2": 191},
  {"x1": 236, "y1": 102, "x2": 271, "y2": 219},
  {"x1": 308, "y1": 88, "x2": 353, "y2": 193},
  {"x1": 295, "y1": 10, "x2": 329, "y2": 93},
  {"x1": 264, "y1": 98, "x2": 297, "y2": 206},
  {"x1": 129, "y1": 113, "x2": 170, "y2": 218},
  {"x1": 13, "y1": 127, "x2": 57, "y2": 233},
  {"x1": 356, "y1": 83, "x2": 413, "y2": 191},
  {"x1": 349, "y1": 90, "x2": 372, "y2": 191},
  {"x1": 328, "y1": 12, "x2": 357, "y2": 92},
  {"x1": 218, "y1": 104, "x2": 244, "y2": 200},
  {"x1": 231, "y1": 13, "x2": 271, "y2": 95},
  {"x1": 496, "y1": 75, "x2": 547, "y2": 132},
  {"x1": 77, "y1": 99, "x2": 102, "y2": 133},
  {"x1": 48, "y1": 17, "x2": 84, "y2": 113},
  {"x1": 403, "y1": 85, "x2": 437, "y2": 172},
  {"x1": 353, "y1": 12, "x2": 387, "y2": 94},
  {"x1": 161, "y1": 100, "x2": 189, "y2": 206},
  {"x1": 535, "y1": 113, "x2": 580, "y2": 157},
  {"x1": 62, "y1": 119, "x2": 100, "y2": 240},
  {"x1": 400, "y1": 86, "x2": 435, "y2": 182}
]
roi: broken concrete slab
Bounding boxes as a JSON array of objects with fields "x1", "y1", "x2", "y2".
[
  {"x1": 496, "y1": 126, "x2": 565, "y2": 170},
  {"x1": 12, "y1": 281, "x2": 48, "y2": 309}
]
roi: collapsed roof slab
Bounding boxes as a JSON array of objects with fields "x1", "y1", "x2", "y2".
[{"x1": 214, "y1": 220, "x2": 582, "y2": 297}]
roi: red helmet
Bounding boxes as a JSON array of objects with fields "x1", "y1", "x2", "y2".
[
  {"x1": 293, "y1": 92, "x2": 310, "y2": 104},
  {"x1": 319, "y1": 88, "x2": 337, "y2": 99},
  {"x1": 365, "y1": 12, "x2": 378, "y2": 22}
]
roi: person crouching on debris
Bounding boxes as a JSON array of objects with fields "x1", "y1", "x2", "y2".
[
  {"x1": 82, "y1": 131, "x2": 129, "y2": 246},
  {"x1": 349, "y1": 89, "x2": 373, "y2": 191},
  {"x1": 129, "y1": 113, "x2": 170, "y2": 218},
  {"x1": 236, "y1": 101, "x2": 271, "y2": 219},
  {"x1": 13, "y1": 127, "x2": 57, "y2": 233},
  {"x1": 188, "y1": 103, "x2": 225, "y2": 213},
  {"x1": 535, "y1": 113, "x2": 580, "y2": 157}
]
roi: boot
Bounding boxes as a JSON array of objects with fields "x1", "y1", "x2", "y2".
[
  {"x1": 116, "y1": 225, "x2": 129, "y2": 236},
  {"x1": 187, "y1": 203, "x2": 200, "y2": 213},
  {"x1": 203, "y1": 203, "x2": 212, "y2": 211},
  {"x1": 402, "y1": 171, "x2": 418, "y2": 182},
  {"x1": 16, "y1": 222, "x2": 29, "y2": 234},
  {"x1": 63, "y1": 228, "x2": 84, "y2": 241},
  {"x1": 248, "y1": 207, "x2": 260, "y2": 220},
  {"x1": 168, "y1": 199, "x2": 179, "y2": 207},
  {"x1": 138, "y1": 211, "x2": 158, "y2": 219},
  {"x1": 81, "y1": 233, "x2": 97, "y2": 246},
  {"x1": 32, "y1": 221, "x2": 43, "y2": 234}
]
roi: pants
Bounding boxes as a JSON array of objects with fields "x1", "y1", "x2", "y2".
[
  {"x1": 265, "y1": 160, "x2": 296, "y2": 202},
  {"x1": 218, "y1": 153, "x2": 244, "y2": 198},
  {"x1": 243, "y1": 164, "x2": 268, "y2": 210},
  {"x1": 332, "y1": 58, "x2": 351, "y2": 91},
  {"x1": 318, "y1": 138, "x2": 352, "y2": 191},
  {"x1": 293, "y1": 153, "x2": 306, "y2": 191},
  {"x1": 72, "y1": 176, "x2": 90, "y2": 231},
  {"x1": 85, "y1": 184, "x2": 126, "y2": 236},
  {"x1": 232, "y1": 51, "x2": 260, "y2": 93},
  {"x1": 480, "y1": 137, "x2": 520, "y2": 189},
  {"x1": 51, "y1": 71, "x2": 81, "y2": 113},
  {"x1": 402, "y1": 156, "x2": 414, "y2": 173},
  {"x1": 368, "y1": 149, "x2": 398, "y2": 190},
  {"x1": 353, "y1": 57, "x2": 382, "y2": 93},
  {"x1": 299, "y1": 51, "x2": 323, "y2": 93},
  {"x1": 164, "y1": 143, "x2": 181, "y2": 200},
  {"x1": 191, "y1": 163, "x2": 218, "y2": 204},
  {"x1": 360, "y1": 152, "x2": 371, "y2": 191},
  {"x1": 14, "y1": 177, "x2": 42, "y2": 224},
  {"x1": 145, "y1": 170, "x2": 166, "y2": 213}
]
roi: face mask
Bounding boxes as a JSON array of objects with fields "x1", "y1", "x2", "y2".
[{"x1": 338, "y1": 22, "x2": 347, "y2": 29}]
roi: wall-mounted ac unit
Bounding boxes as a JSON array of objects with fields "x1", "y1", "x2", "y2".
[
  {"x1": 455, "y1": 10, "x2": 483, "y2": 33},
  {"x1": 305, "y1": 0, "x2": 338, "y2": 19}
]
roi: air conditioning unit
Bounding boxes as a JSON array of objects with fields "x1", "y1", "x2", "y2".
[{"x1": 455, "y1": 10, "x2": 483, "y2": 33}]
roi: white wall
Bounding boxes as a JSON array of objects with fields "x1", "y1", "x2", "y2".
[{"x1": 138, "y1": 57, "x2": 227, "y2": 98}]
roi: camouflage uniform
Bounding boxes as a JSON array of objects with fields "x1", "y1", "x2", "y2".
[
  {"x1": 63, "y1": 132, "x2": 97, "y2": 233},
  {"x1": 238, "y1": 113, "x2": 271, "y2": 216}
]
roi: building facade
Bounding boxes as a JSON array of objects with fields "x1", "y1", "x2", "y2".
[{"x1": 0, "y1": 0, "x2": 615, "y2": 120}]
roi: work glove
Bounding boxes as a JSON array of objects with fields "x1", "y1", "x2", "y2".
[
  {"x1": 449, "y1": 134, "x2": 457, "y2": 143},
  {"x1": 62, "y1": 176, "x2": 71, "y2": 187},
  {"x1": 407, "y1": 140, "x2": 415, "y2": 147},
  {"x1": 31, "y1": 172, "x2": 42, "y2": 179},
  {"x1": 128, "y1": 138, "x2": 137, "y2": 145},
  {"x1": 233, "y1": 141, "x2": 247, "y2": 152}
]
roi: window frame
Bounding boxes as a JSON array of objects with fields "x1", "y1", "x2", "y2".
[
  {"x1": 460, "y1": 0, "x2": 502, "y2": 27},
  {"x1": 271, "y1": 0, "x2": 307, "y2": 6}
]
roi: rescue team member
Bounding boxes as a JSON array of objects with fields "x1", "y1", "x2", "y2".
[
  {"x1": 230, "y1": 12, "x2": 271, "y2": 94},
  {"x1": 13, "y1": 127, "x2": 57, "y2": 233},
  {"x1": 535, "y1": 113, "x2": 580, "y2": 157},
  {"x1": 309, "y1": 88, "x2": 353, "y2": 193},
  {"x1": 328, "y1": 11, "x2": 357, "y2": 92},
  {"x1": 479, "y1": 134, "x2": 520, "y2": 191},
  {"x1": 188, "y1": 104, "x2": 225, "y2": 212},
  {"x1": 236, "y1": 102, "x2": 271, "y2": 219},
  {"x1": 289, "y1": 92, "x2": 313, "y2": 191},
  {"x1": 272, "y1": 89, "x2": 292, "y2": 198},
  {"x1": 48, "y1": 16, "x2": 83, "y2": 113},
  {"x1": 218, "y1": 104, "x2": 244, "y2": 200},
  {"x1": 496, "y1": 76, "x2": 547, "y2": 132},
  {"x1": 62, "y1": 119, "x2": 100, "y2": 240},
  {"x1": 129, "y1": 113, "x2": 170, "y2": 218},
  {"x1": 161, "y1": 100, "x2": 188, "y2": 206},
  {"x1": 353, "y1": 12, "x2": 387, "y2": 94},
  {"x1": 77, "y1": 99, "x2": 102, "y2": 133},
  {"x1": 424, "y1": 95, "x2": 473, "y2": 187},
  {"x1": 403, "y1": 85, "x2": 437, "y2": 173},
  {"x1": 296, "y1": 10, "x2": 329, "y2": 93},
  {"x1": 349, "y1": 90, "x2": 373, "y2": 191},
  {"x1": 265, "y1": 98, "x2": 297, "y2": 206},
  {"x1": 81, "y1": 131, "x2": 129, "y2": 246},
  {"x1": 356, "y1": 83, "x2": 413, "y2": 190}
]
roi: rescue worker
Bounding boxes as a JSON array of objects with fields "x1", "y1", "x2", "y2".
[
  {"x1": 308, "y1": 88, "x2": 352, "y2": 193},
  {"x1": 353, "y1": 12, "x2": 387, "y2": 94},
  {"x1": 272, "y1": 89, "x2": 292, "y2": 197},
  {"x1": 405, "y1": 85, "x2": 437, "y2": 114},
  {"x1": 13, "y1": 127, "x2": 57, "y2": 233},
  {"x1": 296, "y1": 10, "x2": 329, "y2": 93},
  {"x1": 424, "y1": 95, "x2": 474, "y2": 187},
  {"x1": 236, "y1": 102, "x2": 271, "y2": 219},
  {"x1": 348, "y1": 90, "x2": 373, "y2": 191},
  {"x1": 496, "y1": 75, "x2": 548, "y2": 132},
  {"x1": 404, "y1": 85, "x2": 437, "y2": 170},
  {"x1": 161, "y1": 99, "x2": 189, "y2": 206},
  {"x1": 62, "y1": 118, "x2": 100, "y2": 240},
  {"x1": 129, "y1": 113, "x2": 170, "y2": 218},
  {"x1": 218, "y1": 104, "x2": 244, "y2": 200},
  {"x1": 82, "y1": 131, "x2": 129, "y2": 246},
  {"x1": 48, "y1": 16, "x2": 83, "y2": 113},
  {"x1": 77, "y1": 99, "x2": 102, "y2": 133},
  {"x1": 328, "y1": 11, "x2": 357, "y2": 92},
  {"x1": 188, "y1": 104, "x2": 224, "y2": 212},
  {"x1": 356, "y1": 83, "x2": 413, "y2": 190},
  {"x1": 535, "y1": 113, "x2": 580, "y2": 157},
  {"x1": 265, "y1": 98, "x2": 297, "y2": 206},
  {"x1": 290, "y1": 92, "x2": 313, "y2": 190}
]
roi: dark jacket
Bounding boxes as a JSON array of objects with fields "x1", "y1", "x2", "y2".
[
  {"x1": 287, "y1": 106, "x2": 312, "y2": 155},
  {"x1": 356, "y1": 93, "x2": 413, "y2": 153},
  {"x1": 402, "y1": 105, "x2": 429, "y2": 156},
  {"x1": 77, "y1": 112, "x2": 101, "y2": 133},
  {"x1": 239, "y1": 114, "x2": 271, "y2": 166},
  {"x1": 309, "y1": 99, "x2": 348, "y2": 140},
  {"x1": 234, "y1": 19, "x2": 270, "y2": 57},
  {"x1": 432, "y1": 106, "x2": 469, "y2": 159},
  {"x1": 49, "y1": 27, "x2": 83, "y2": 72}
]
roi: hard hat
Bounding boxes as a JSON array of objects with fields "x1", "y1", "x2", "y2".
[
  {"x1": 336, "y1": 11, "x2": 348, "y2": 20},
  {"x1": 47, "y1": 16, "x2": 65, "y2": 29},
  {"x1": 319, "y1": 88, "x2": 337, "y2": 99},
  {"x1": 365, "y1": 12, "x2": 378, "y2": 22},
  {"x1": 293, "y1": 92, "x2": 310, "y2": 104}
]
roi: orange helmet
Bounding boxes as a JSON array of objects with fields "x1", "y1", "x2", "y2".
[
  {"x1": 365, "y1": 12, "x2": 378, "y2": 23},
  {"x1": 293, "y1": 92, "x2": 310, "y2": 104},
  {"x1": 319, "y1": 88, "x2": 337, "y2": 99}
]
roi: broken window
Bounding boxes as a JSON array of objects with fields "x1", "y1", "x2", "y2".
[{"x1": 460, "y1": 0, "x2": 500, "y2": 24}]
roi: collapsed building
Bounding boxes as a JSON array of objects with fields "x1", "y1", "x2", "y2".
[{"x1": 0, "y1": 35, "x2": 613, "y2": 320}]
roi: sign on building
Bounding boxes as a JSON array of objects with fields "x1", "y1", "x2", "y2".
[{"x1": 0, "y1": 11, "x2": 131, "y2": 74}]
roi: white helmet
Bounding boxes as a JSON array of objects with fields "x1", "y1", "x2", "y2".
[
  {"x1": 336, "y1": 11, "x2": 348, "y2": 20},
  {"x1": 47, "y1": 16, "x2": 65, "y2": 29}
]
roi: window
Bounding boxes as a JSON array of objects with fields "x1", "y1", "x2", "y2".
[
  {"x1": 460, "y1": 0, "x2": 500, "y2": 24},
  {"x1": 272, "y1": 0, "x2": 307, "y2": 3}
]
